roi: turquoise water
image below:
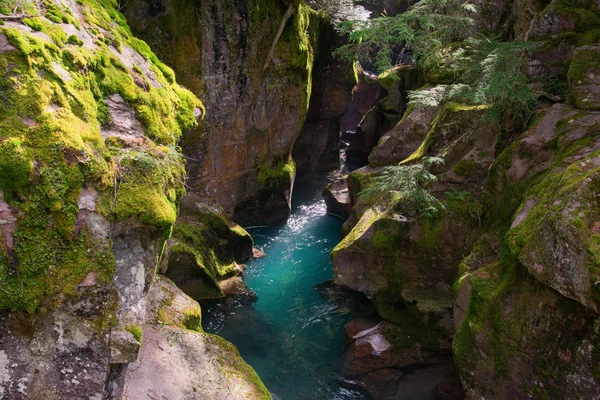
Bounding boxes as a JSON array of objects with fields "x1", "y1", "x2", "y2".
[{"x1": 202, "y1": 174, "x2": 372, "y2": 400}]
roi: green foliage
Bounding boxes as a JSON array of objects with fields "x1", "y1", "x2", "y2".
[
  {"x1": 458, "y1": 38, "x2": 537, "y2": 124},
  {"x1": 335, "y1": 0, "x2": 475, "y2": 73},
  {"x1": 336, "y1": 0, "x2": 536, "y2": 124},
  {"x1": 358, "y1": 156, "x2": 446, "y2": 219}
]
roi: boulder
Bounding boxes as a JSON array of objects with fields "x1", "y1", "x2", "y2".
[
  {"x1": 162, "y1": 194, "x2": 254, "y2": 300},
  {"x1": 369, "y1": 99, "x2": 441, "y2": 166},
  {"x1": 121, "y1": 276, "x2": 270, "y2": 399},
  {"x1": 322, "y1": 176, "x2": 352, "y2": 218},
  {"x1": 453, "y1": 104, "x2": 600, "y2": 398}
]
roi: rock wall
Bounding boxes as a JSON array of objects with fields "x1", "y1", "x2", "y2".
[
  {"x1": 124, "y1": 0, "x2": 327, "y2": 226},
  {"x1": 0, "y1": 0, "x2": 269, "y2": 397},
  {"x1": 328, "y1": 0, "x2": 600, "y2": 398}
]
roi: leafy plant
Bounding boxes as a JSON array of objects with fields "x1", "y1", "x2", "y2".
[
  {"x1": 359, "y1": 156, "x2": 446, "y2": 219},
  {"x1": 336, "y1": 0, "x2": 536, "y2": 125},
  {"x1": 335, "y1": 0, "x2": 475, "y2": 74}
]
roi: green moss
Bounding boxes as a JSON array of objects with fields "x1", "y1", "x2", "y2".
[
  {"x1": 256, "y1": 155, "x2": 296, "y2": 190},
  {"x1": 453, "y1": 159, "x2": 478, "y2": 178},
  {"x1": 0, "y1": 137, "x2": 34, "y2": 196},
  {"x1": 182, "y1": 307, "x2": 202, "y2": 331},
  {"x1": 124, "y1": 323, "x2": 143, "y2": 343},
  {"x1": 23, "y1": 17, "x2": 67, "y2": 47},
  {"x1": 166, "y1": 207, "x2": 253, "y2": 299},
  {"x1": 444, "y1": 189, "x2": 483, "y2": 221},
  {"x1": 67, "y1": 34, "x2": 83, "y2": 46},
  {"x1": 372, "y1": 229, "x2": 395, "y2": 249},
  {"x1": 0, "y1": 0, "x2": 201, "y2": 313},
  {"x1": 568, "y1": 47, "x2": 600, "y2": 84}
]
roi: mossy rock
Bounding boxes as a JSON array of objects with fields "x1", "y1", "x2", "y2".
[
  {"x1": 164, "y1": 200, "x2": 253, "y2": 300},
  {"x1": 568, "y1": 45, "x2": 600, "y2": 110},
  {"x1": 0, "y1": 0, "x2": 200, "y2": 313}
]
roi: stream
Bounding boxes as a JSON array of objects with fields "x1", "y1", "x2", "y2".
[{"x1": 202, "y1": 173, "x2": 373, "y2": 400}]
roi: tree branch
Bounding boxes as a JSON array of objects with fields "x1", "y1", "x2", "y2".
[{"x1": 263, "y1": 3, "x2": 295, "y2": 71}]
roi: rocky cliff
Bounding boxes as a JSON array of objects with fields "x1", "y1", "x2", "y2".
[
  {"x1": 328, "y1": 0, "x2": 600, "y2": 398},
  {"x1": 0, "y1": 0, "x2": 269, "y2": 397},
  {"x1": 124, "y1": 0, "x2": 328, "y2": 226}
]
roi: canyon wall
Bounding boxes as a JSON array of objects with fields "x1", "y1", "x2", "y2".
[
  {"x1": 329, "y1": 0, "x2": 600, "y2": 398},
  {"x1": 124, "y1": 0, "x2": 328, "y2": 226},
  {"x1": 0, "y1": 0, "x2": 269, "y2": 398}
]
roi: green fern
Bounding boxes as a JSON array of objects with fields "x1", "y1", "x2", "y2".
[
  {"x1": 336, "y1": 2, "x2": 536, "y2": 125},
  {"x1": 359, "y1": 157, "x2": 446, "y2": 219}
]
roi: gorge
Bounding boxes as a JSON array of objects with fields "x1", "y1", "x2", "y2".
[{"x1": 0, "y1": 0, "x2": 600, "y2": 399}]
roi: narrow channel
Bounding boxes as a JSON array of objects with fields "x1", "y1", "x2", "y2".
[{"x1": 202, "y1": 172, "x2": 372, "y2": 400}]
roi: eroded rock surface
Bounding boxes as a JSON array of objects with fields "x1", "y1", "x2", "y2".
[{"x1": 121, "y1": 275, "x2": 270, "y2": 400}]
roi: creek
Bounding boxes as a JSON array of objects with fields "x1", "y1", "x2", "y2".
[{"x1": 202, "y1": 173, "x2": 372, "y2": 400}]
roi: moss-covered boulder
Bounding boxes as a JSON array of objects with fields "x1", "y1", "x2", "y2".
[
  {"x1": 453, "y1": 103, "x2": 600, "y2": 398},
  {"x1": 402, "y1": 102, "x2": 501, "y2": 178},
  {"x1": 162, "y1": 194, "x2": 254, "y2": 300},
  {"x1": 568, "y1": 45, "x2": 600, "y2": 110},
  {"x1": 368, "y1": 89, "x2": 441, "y2": 167}
]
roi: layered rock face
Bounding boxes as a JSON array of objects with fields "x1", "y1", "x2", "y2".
[
  {"x1": 328, "y1": 0, "x2": 600, "y2": 397},
  {"x1": 125, "y1": 0, "x2": 327, "y2": 226},
  {"x1": 0, "y1": 0, "x2": 269, "y2": 397}
]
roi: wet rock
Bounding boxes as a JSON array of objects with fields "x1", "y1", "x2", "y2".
[
  {"x1": 322, "y1": 176, "x2": 351, "y2": 218},
  {"x1": 293, "y1": 118, "x2": 341, "y2": 173},
  {"x1": 219, "y1": 275, "x2": 258, "y2": 302},
  {"x1": 252, "y1": 247, "x2": 267, "y2": 259}
]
